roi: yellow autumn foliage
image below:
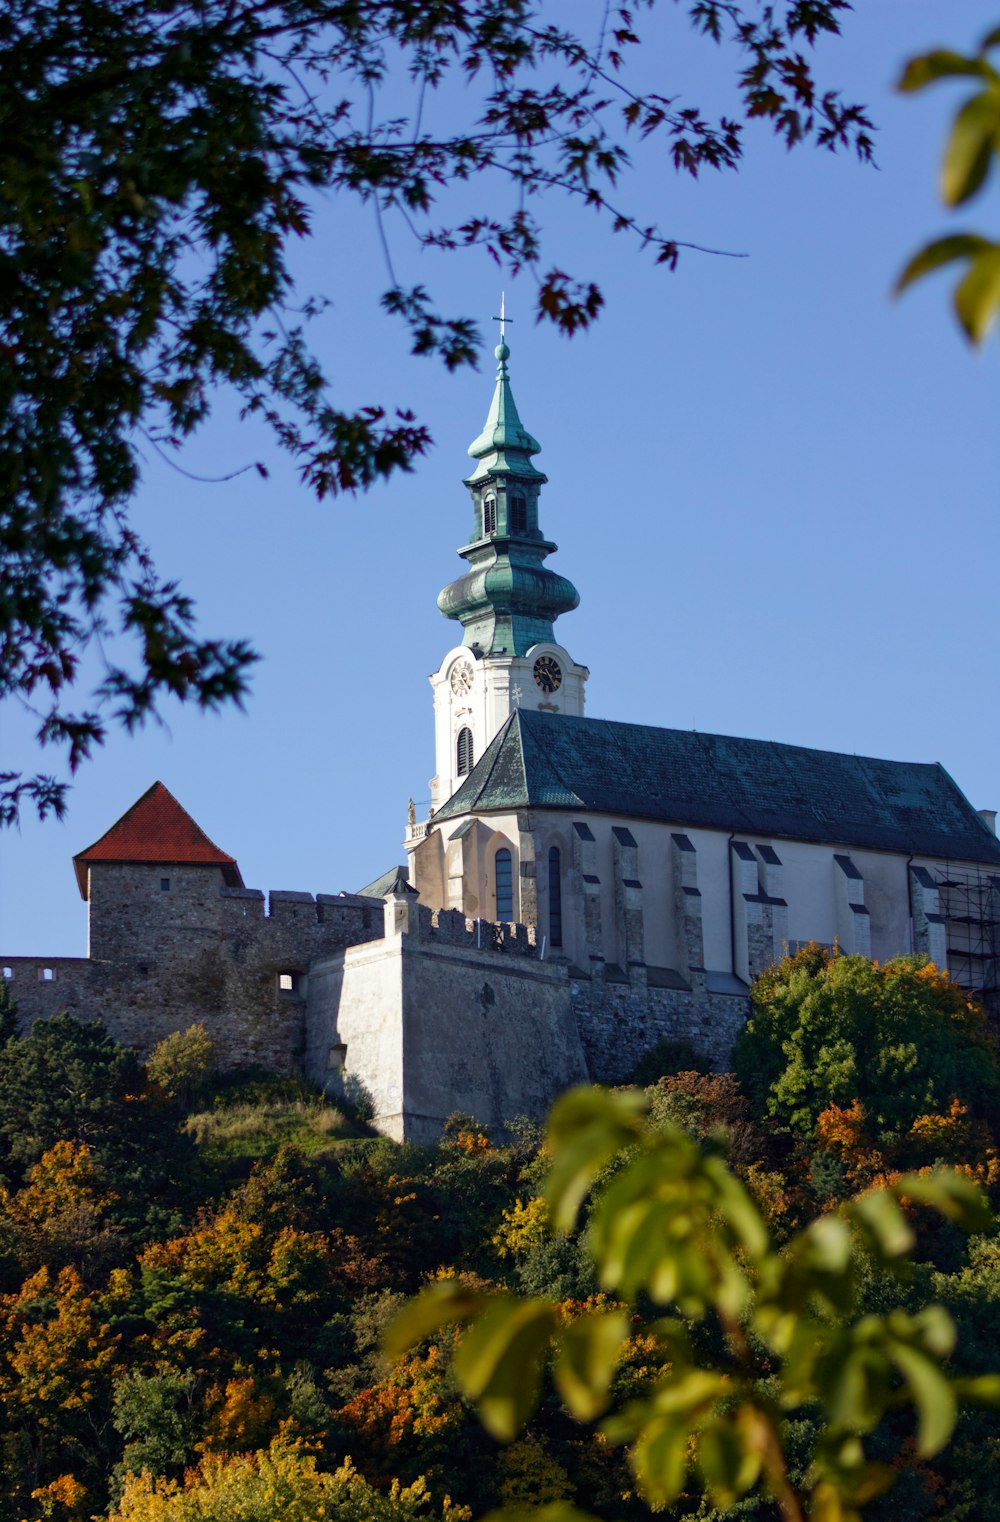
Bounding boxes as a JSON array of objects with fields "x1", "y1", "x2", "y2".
[
  {"x1": 491, "y1": 1196, "x2": 548, "y2": 1260},
  {"x1": 107, "y1": 1442, "x2": 471, "y2": 1522}
]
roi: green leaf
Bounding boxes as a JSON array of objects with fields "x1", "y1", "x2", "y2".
[
  {"x1": 802, "y1": 1212, "x2": 853, "y2": 1276},
  {"x1": 898, "y1": 51, "x2": 992, "y2": 93},
  {"x1": 545, "y1": 1086, "x2": 646, "y2": 1233},
  {"x1": 631, "y1": 1414, "x2": 691, "y2": 1508},
  {"x1": 911, "y1": 1304, "x2": 957, "y2": 1360},
  {"x1": 703, "y1": 1154, "x2": 770, "y2": 1261},
  {"x1": 953, "y1": 1373, "x2": 1000, "y2": 1405},
  {"x1": 889, "y1": 1342, "x2": 957, "y2": 1455},
  {"x1": 850, "y1": 1189, "x2": 914, "y2": 1260},
  {"x1": 896, "y1": 1169, "x2": 993, "y2": 1230},
  {"x1": 942, "y1": 90, "x2": 1000, "y2": 205},
  {"x1": 453, "y1": 1296, "x2": 556, "y2": 1441},
  {"x1": 954, "y1": 248, "x2": 1000, "y2": 341},
  {"x1": 698, "y1": 1414, "x2": 762, "y2": 1507},
  {"x1": 895, "y1": 233, "x2": 994, "y2": 294},
  {"x1": 822, "y1": 1345, "x2": 890, "y2": 1433},
  {"x1": 649, "y1": 1367, "x2": 727, "y2": 1418},
  {"x1": 596, "y1": 1190, "x2": 670, "y2": 1300},
  {"x1": 553, "y1": 1308, "x2": 629, "y2": 1422},
  {"x1": 382, "y1": 1277, "x2": 486, "y2": 1359}
]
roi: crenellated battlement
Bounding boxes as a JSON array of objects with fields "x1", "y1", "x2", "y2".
[
  {"x1": 425, "y1": 907, "x2": 540, "y2": 956},
  {"x1": 1, "y1": 863, "x2": 385, "y2": 1073}
]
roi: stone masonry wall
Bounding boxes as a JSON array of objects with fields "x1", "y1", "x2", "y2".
[
  {"x1": 2, "y1": 865, "x2": 383, "y2": 1072},
  {"x1": 570, "y1": 976, "x2": 749, "y2": 1083}
]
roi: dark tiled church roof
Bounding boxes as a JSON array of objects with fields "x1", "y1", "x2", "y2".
[
  {"x1": 434, "y1": 710, "x2": 1000, "y2": 864},
  {"x1": 356, "y1": 864, "x2": 410, "y2": 900},
  {"x1": 73, "y1": 782, "x2": 244, "y2": 896}
]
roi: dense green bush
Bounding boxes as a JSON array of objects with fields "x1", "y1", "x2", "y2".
[{"x1": 734, "y1": 947, "x2": 1000, "y2": 1139}]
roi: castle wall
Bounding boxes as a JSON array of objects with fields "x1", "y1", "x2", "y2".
[
  {"x1": 2, "y1": 866, "x2": 383, "y2": 1072},
  {"x1": 400, "y1": 940, "x2": 585, "y2": 1144},
  {"x1": 570, "y1": 977, "x2": 749, "y2": 1084},
  {"x1": 305, "y1": 908, "x2": 587, "y2": 1143},
  {"x1": 306, "y1": 939, "x2": 408, "y2": 1138}
]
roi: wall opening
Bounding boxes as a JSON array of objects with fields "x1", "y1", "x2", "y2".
[
  {"x1": 160, "y1": 878, "x2": 170, "y2": 892},
  {"x1": 328, "y1": 1043, "x2": 347, "y2": 1071},
  {"x1": 510, "y1": 494, "x2": 527, "y2": 534},
  {"x1": 483, "y1": 496, "x2": 497, "y2": 535},
  {"x1": 495, "y1": 848, "x2": 514, "y2": 922},
  {"x1": 39, "y1": 967, "x2": 54, "y2": 982},
  {"x1": 1, "y1": 967, "x2": 11, "y2": 980},
  {"x1": 278, "y1": 971, "x2": 300, "y2": 993},
  {"x1": 456, "y1": 726, "x2": 475, "y2": 776},
  {"x1": 548, "y1": 846, "x2": 563, "y2": 947}
]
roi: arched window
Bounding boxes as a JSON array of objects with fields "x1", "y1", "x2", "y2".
[
  {"x1": 456, "y1": 726, "x2": 475, "y2": 776},
  {"x1": 483, "y1": 496, "x2": 497, "y2": 535},
  {"x1": 548, "y1": 846, "x2": 563, "y2": 947},
  {"x1": 510, "y1": 495, "x2": 527, "y2": 534},
  {"x1": 495, "y1": 848, "x2": 514, "y2": 922}
]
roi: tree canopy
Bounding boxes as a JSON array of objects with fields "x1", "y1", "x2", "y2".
[
  {"x1": 0, "y1": 0, "x2": 873, "y2": 824},
  {"x1": 733, "y1": 947, "x2": 1000, "y2": 1141}
]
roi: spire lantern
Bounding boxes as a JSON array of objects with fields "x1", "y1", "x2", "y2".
[{"x1": 436, "y1": 321, "x2": 580, "y2": 658}]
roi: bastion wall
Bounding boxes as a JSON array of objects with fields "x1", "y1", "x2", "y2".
[{"x1": 2, "y1": 863, "x2": 754, "y2": 1136}]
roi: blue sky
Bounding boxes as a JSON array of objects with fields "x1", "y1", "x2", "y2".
[{"x1": 3, "y1": 2, "x2": 998, "y2": 956}]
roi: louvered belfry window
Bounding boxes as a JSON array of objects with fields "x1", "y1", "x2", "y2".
[
  {"x1": 483, "y1": 497, "x2": 497, "y2": 535},
  {"x1": 456, "y1": 726, "x2": 475, "y2": 776},
  {"x1": 510, "y1": 495, "x2": 527, "y2": 534}
]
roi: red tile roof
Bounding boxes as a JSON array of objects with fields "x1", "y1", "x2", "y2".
[{"x1": 73, "y1": 782, "x2": 244, "y2": 897}]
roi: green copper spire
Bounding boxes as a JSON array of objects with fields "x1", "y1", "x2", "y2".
[
  {"x1": 437, "y1": 336, "x2": 579, "y2": 657},
  {"x1": 465, "y1": 339, "x2": 542, "y2": 468}
]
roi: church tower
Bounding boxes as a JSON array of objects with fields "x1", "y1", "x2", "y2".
[{"x1": 427, "y1": 328, "x2": 588, "y2": 812}]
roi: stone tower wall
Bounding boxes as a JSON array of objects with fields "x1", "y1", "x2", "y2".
[{"x1": 3, "y1": 863, "x2": 383, "y2": 1073}]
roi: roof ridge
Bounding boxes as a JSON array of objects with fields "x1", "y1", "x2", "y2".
[
  {"x1": 433, "y1": 711, "x2": 1000, "y2": 864},
  {"x1": 526, "y1": 709, "x2": 947, "y2": 775},
  {"x1": 435, "y1": 711, "x2": 521, "y2": 821}
]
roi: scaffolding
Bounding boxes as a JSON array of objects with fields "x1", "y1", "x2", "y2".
[{"x1": 936, "y1": 863, "x2": 1000, "y2": 1020}]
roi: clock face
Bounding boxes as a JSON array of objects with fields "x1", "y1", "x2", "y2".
[
  {"x1": 533, "y1": 655, "x2": 562, "y2": 694},
  {"x1": 450, "y1": 662, "x2": 474, "y2": 695}
]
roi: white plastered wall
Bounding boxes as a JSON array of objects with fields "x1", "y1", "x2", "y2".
[
  {"x1": 413, "y1": 801, "x2": 996, "y2": 987},
  {"x1": 429, "y1": 643, "x2": 588, "y2": 811}
]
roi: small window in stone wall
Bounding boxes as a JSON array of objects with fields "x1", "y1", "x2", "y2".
[
  {"x1": 160, "y1": 877, "x2": 170, "y2": 892},
  {"x1": 40, "y1": 967, "x2": 54, "y2": 982},
  {"x1": 2, "y1": 967, "x2": 12, "y2": 980},
  {"x1": 278, "y1": 971, "x2": 299, "y2": 993},
  {"x1": 328, "y1": 1043, "x2": 347, "y2": 1071}
]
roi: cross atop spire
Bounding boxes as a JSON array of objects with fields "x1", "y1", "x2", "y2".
[{"x1": 492, "y1": 291, "x2": 513, "y2": 344}]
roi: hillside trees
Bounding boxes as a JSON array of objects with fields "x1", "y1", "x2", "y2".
[
  {"x1": 733, "y1": 948, "x2": 1000, "y2": 1143},
  {"x1": 0, "y1": 1013, "x2": 198, "y2": 1235},
  {"x1": 106, "y1": 1442, "x2": 473, "y2": 1522},
  {"x1": 0, "y1": 0, "x2": 874, "y2": 824},
  {"x1": 388, "y1": 1085, "x2": 1000, "y2": 1522}
]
